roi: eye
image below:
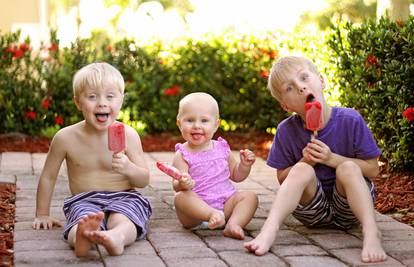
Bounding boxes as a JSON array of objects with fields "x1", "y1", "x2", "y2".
[
  {"x1": 186, "y1": 118, "x2": 194, "y2": 123},
  {"x1": 87, "y1": 94, "x2": 96, "y2": 100},
  {"x1": 107, "y1": 93, "x2": 115, "y2": 100},
  {"x1": 201, "y1": 119, "x2": 209, "y2": 123},
  {"x1": 301, "y1": 74, "x2": 309, "y2": 81},
  {"x1": 286, "y1": 86, "x2": 293, "y2": 92}
]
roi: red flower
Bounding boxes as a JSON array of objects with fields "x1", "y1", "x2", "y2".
[
  {"x1": 25, "y1": 111, "x2": 36, "y2": 120},
  {"x1": 19, "y1": 43, "x2": 30, "y2": 52},
  {"x1": 48, "y1": 43, "x2": 58, "y2": 52},
  {"x1": 402, "y1": 107, "x2": 414, "y2": 122},
  {"x1": 41, "y1": 99, "x2": 50, "y2": 109},
  {"x1": 396, "y1": 19, "x2": 404, "y2": 27},
  {"x1": 364, "y1": 55, "x2": 379, "y2": 68},
  {"x1": 13, "y1": 49, "x2": 24, "y2": 59},
  {"x1": 159, "y1": 59, "x2": 164, "y2": 65},
  {"x1": 164, "y1": 85, "x2": 180, "y2": 96},
  {"x1": 106, "y1": 45, "x2": 113, "y2": 52},
  {"x1": 367, "y1": 82, "x2": 376, "y2": 88},
  {"x1": 55, "y1": 116, "x2": 64, "y2": 125},
  {"x1": 260, "y1": 70, "x2": 269, "y2": 78},
  {"x1": 5, "y1": 46, "x2": 15, "y2": 54},
  {"x1": 268, "y1": 50, "x2": 277, "y2": 59}
]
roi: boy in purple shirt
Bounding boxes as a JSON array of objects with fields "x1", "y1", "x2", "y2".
[{"x1": 244, "y1": 56, "x2": 387, "y2": 263}]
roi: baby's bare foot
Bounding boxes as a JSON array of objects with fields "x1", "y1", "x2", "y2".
[
  {"x1": 208, "y1": 210, "x2": 225, "y2": 229},
  {"x1": 89, "y1": 231, "x2": 125, "y2": 256},
  {"x1": 361, "y1": 230, "x2": 387, "y2": 263},
  {"x1": 75, "y1": 212, "x2": 104, "y2": 257},
  {"x1": 223, "y1": 223, "x2": 245, "y2": 240}
]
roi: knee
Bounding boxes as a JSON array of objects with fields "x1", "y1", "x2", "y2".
[
  {"x1": 288, "y1": 162, "x2": 316, "y2": 183},
  {"x1": 244, "y1": 191, "x2": 258, "y2": 206},
  {"x1": 336, "y1": 161, "x2": 362, "y2": 182},
  {"x1": 174, "y1": 191, "x2": 189, "y2": 206}
]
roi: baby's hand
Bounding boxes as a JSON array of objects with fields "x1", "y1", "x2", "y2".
[
  {"x1": 32, "y1": 215, "x2": 62, "y2": 230},
  {"x1": 240, "y1": 149, "x2": 256, "y2": 167},
  {"x1": 178, "y1": 173, "x2": 195, "y2": 190},
  {"x1": 111, "y1": 152, "x2": 130, "y2": 174}
]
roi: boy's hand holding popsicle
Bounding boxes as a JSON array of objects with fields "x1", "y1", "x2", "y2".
[{"x1": 108, "y1": 121, "x2": 130, "y2": 173}]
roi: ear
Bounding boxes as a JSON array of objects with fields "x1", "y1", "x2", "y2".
[
  {"x1": 176, "y1": 119, "x2": 181, "y2": 129},
  {"x1": 280, "y1": 102, "x2": 289, "y2": 112},
  {"x1": 74, "y1": 96, "x2": 81, "y2": 111},
  {"x1": 215, "y1": 119, "x2": 220, "y2": 130},
  {"x1": 319, "y1": 74, "x2": 326, "y2": 90}
]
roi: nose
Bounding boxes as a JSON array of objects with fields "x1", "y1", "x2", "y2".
[{"x1": 97, "y1": 96, "x2": 108, "y2": 107}]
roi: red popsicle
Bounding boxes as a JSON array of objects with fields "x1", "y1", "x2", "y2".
[
  {"x1": 156, "y1": 162, "x2": 182, "y2": 180},
  {"x1": 108, "y1": 121, "x2": 125, "y2": 153},
  {"x1": 305, "y1": 101, "x2": 323, "y2": 137}
]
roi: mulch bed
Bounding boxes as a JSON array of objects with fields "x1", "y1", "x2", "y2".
[{"x1": 0, "y1": 132, "x2": 413, "y2": 266}]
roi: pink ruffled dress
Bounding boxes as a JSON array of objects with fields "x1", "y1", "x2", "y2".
[{"x1": 175, "y1": 137, "x2": 237, "y2": 210}]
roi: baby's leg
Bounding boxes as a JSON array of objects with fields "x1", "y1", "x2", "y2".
[
  {"x1": 223, "y1": 191, "x2": 258, "y2": 240},
  {"x1": 335, "y1": 161, "x2": 387, "y2": 263},
  {"x1": 175, "y1": 190, "x2": 225, "y2": 229},
  {"x1": 87, "y1": 213, "x2": 137, "y2": 256},
  {"x1": 244, "y1": 162, "x2": 317, "y2": 256},
  {"x1": 67, "y1": 212, "x2": 104, "y2": 257}
]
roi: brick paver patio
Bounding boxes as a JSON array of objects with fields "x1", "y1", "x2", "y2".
[{"x1": 1, "y1": 151, "x2": 413, "y2": 266}]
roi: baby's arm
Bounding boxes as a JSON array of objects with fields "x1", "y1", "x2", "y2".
[
  {"x1": 111, "y1": 126, "x2": 149, "y2": 188},
  {"x1": 33, "y1": 132, "x2": 66, "y2": 230},
  {"x1": 171, "y1": 151, "x2": 194, "y2": 192},
  {"x1": 229, "y1": 149, "x2": 256, "y2": 182},
  {"x1": 304, "y1": 138, "x2": 380, "y2": 179}
]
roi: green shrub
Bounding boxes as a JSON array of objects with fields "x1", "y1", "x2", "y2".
[{"x1": 327, "y1": 17, "x2": 414, "y2": 171}]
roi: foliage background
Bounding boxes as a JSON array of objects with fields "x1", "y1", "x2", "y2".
[{"x1": 0, "y1": 16, "x2": 413, "y2": 171}]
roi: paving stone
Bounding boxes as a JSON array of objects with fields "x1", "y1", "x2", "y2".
[
  {"x1": 204, "y1": 236, "x2": 250, "y2": 251},
  {"x1": 271, "y1": 244, "x2": 328, "y2": 257},
  {"x1": 330, "y1": 248, "x2": 404, "y2": 266},
  {"x1": 219, "y1": 251, "x2": 287, "y2": 267},
  {"x1": 158, "y1": 246, "x2": 217, "y2": 260},
  {"x1": 14, "y1": 250, "x2": 101, "y2": 264},
  {"x1": 104, "y1": 254, "x2": 165, "y2": 267},
  {"x1": 148, "y1": 232, "x2": 206, "y2": 250},
  {"x1": 0, "y1": 174, "x2": 16, "y2": 184},
  {"x1": 307, "y1": 233, "x2": 362, "y2": 250},
  {"x1": 165, "y1": 257, "x2": 227, "y2": 267},
  {"x1": 14, "y1": 229, "x2": 64, "y2": 241},
  {"x1": 284, "y1": 255, "x2": 348, "y2": 267}
]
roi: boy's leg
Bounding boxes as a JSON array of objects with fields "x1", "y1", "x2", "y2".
[
  {"x1": 335, "y1": 161, "x2": 386, "y2": 263},
  {"x1": 175, "y1": 190, "x2": 225, "y2": 229},
  {"x1": 67, "y1": 212, "x2": 105, "y2": 257},
  {"x1": 223, "y1": 191, "x2": 258, "y2": 240},
  {"x1": 244, "y1": 162, "x2": 317, "y2": 256}
]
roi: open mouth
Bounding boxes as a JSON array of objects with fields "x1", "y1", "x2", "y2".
[
  {"x1": 95, "y1": 113, "x2": 109, "y2": 122},
  {"x1": 306, "y1": 94, "x2": 316, "y2": 103}
]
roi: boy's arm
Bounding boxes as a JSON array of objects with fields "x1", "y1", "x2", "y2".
[
  {"x1": 33, "y1": 133, "x2": 66, "y2": 229},
  {"x1": 112, "y1": 127, "x2": 149, "y2": 188},
  {"x1": 172, "y1": 151, "x2": 193, "y2": 192},
  {"x1": 229, "y1": 149, "x2": 256, "y2": 182}
]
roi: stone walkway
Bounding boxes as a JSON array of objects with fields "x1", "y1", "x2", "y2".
[{"x1": 0, "y1": 151, "x2": 413, "y2": 267}]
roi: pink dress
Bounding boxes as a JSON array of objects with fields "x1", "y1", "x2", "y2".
[{"x1": 175, "y1": 137, "x2": 237, "y2": 210}]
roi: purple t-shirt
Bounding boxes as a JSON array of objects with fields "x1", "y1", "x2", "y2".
[{"x1": 267, "y1": 107, "x2": 381, "y2": 196}]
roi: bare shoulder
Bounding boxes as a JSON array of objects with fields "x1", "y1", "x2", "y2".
[
  {"x1": 50, "y1": 122, "x2": 83, "y2": 148},
  {"x1": 124, "y1": 124, "x2": 140, "y2": 139}
]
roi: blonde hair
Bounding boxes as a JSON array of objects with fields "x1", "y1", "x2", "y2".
[
  {"x1": 177, "y1": 92, "x2": 219, "y2": 119},
  {"x1": 268, "y1": 56, "x2": 319, "y2": 102},
  {"x1": 72, "y1": 62, "x2": 125, "y2": 98}
]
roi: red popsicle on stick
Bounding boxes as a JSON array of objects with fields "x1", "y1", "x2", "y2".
[
  {"x1": 108, "y1": 121, "x2": 125, "y2": 153},
  {"x1": 305, "y1": 101, "x2": 323, "y2": 137},
  {"x1": 156, "y1": 162, "x2": 182, "y2": 180}
]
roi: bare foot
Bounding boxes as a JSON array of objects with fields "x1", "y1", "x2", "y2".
[
  {"x1": 75, "y1": 212, "x2": 104, "y2": 257},
  {"x1": 244, "y1": 227, "x2": 277, "y2": 256},
  {"x1": 88, "y1": 230, "x2": 125, "y2": 256},
  {"x1": 361, "y1": 230, "x2": 387, "y2": 263},
  {"x1": 208, "y1": 210, "x2": 225, "y2": 229},
  {"x1": 223, "y1": 223, "x2": 245, "y2": 240}
]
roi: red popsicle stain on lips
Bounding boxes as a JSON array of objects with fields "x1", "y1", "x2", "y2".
[{"x1": 108, "y1": 121, "x2": 125, "y2": 152}]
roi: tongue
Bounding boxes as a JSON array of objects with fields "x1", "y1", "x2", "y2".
[{"x1": 96, "y1": 114, "x2": 108, "y2": 122}]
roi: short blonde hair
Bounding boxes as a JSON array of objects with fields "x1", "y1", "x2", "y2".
[
  {"x1": 177, "y1": 92, "x2": 219, "y2": 119},
  {"x1": 268, "y1": 56, "x2": 319, "y2": 102},
  {"x1": 72, "y1": 62, "x2": 125, "y2": 98}
]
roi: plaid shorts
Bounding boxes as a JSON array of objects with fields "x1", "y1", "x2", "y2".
[
  {"x1": 292, "y1": 179, "x2": 375, "y2": 229},
  {"x1": 62, "y1": 190, "x2": 152, "y2": 240}
]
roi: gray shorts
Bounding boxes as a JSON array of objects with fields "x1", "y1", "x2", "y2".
[
  {"x1": 63, "y1": 190, "x2": 152, "y2": 240},
  {"x1": 292, "y1": 179, "x2": 375, "y2": 229}
]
